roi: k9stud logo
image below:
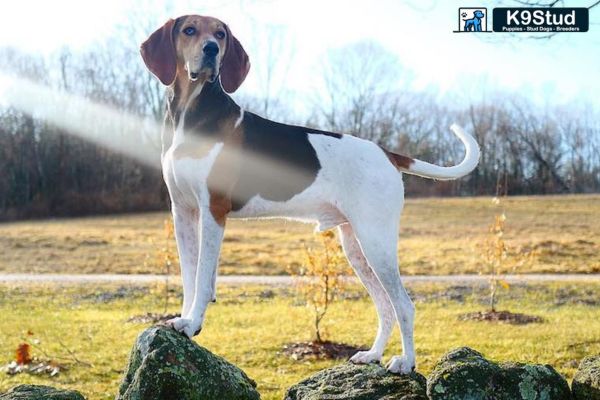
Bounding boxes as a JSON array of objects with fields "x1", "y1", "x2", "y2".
[
  {"x1": 455, "y1": 7, "x2": 492, "y2": 32},
  {"x1": 492, "y1": 8, "x2": 589, "y2": 32},
  {"x1": 454, "y1": 7, "x2": 589, "y2": 34}
]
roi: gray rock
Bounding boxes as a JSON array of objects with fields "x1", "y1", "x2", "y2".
[
  {"x1": 0, "y1": 385, "x2": 85, "y2": 400},
  {"x1": 496, "y1": 362, "x2": 572, "y2": 400},
  {"x1": 572, "y1": 355, "x2": 600, "y2": 400},
  {"x1": 427, "y1": 347, "x2": 571, "y2": 400},
  {"x1": 285, "y1": 362, "x2": 428, "y2": 400},
  {"x1": 117, "y1": 325, "x2": 260, "y2": 400}
]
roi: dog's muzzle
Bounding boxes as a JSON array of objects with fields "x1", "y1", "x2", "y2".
[
  {"x1": 187, "y1": 43, "x2": 219, "y2": 82},
  {"x1": 200, "y1": 42, "x2": 219, "y2": 82}
]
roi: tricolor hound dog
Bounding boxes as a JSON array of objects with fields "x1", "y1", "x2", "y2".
[{"x1": 140, "y1": 15, "x2": 479, "y2": 374}]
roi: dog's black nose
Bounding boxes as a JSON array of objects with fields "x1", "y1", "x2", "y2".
[{"x1": 203, "y1": 42, "x2": 219, "y2": 57}]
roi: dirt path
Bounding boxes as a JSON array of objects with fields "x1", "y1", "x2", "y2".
[{"x1": 1, "y1": 273, "x2": 599, "y2": 285}]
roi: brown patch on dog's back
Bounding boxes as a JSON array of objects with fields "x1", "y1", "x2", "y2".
[{"x1": 382, "y1": 148, "x2": 414, "y2": 170}]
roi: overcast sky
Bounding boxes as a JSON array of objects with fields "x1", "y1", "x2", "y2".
[{"x1": 1, "y1": 0, "x2": 599, "y2": 110}]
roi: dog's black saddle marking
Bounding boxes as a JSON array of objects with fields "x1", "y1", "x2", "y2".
[{"x1": 230, "y1": 112, "x2": 342, "y2": 211}]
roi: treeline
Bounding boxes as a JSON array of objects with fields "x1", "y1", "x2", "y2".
[
  {"x1": 0, "y1": 42, "x2": 166, "y2": 220},
  {"x1": 332, "y1": 92, "x2": 600, "y2": 197},
  {"x1": 0, "y1": 36, "x2": 598, "y2": 221}
]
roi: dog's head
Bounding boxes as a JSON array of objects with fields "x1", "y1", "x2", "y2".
[
  {"x1": 473, "y1": 10, "x2": 485, "y2": 19},
  {"x1": 140, "y1": 15, "x2": 250, "y2": 93}
]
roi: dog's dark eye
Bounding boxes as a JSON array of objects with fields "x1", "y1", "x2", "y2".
[
  {"x1": 215, "y1": 30, "x2": 225, "y2": 40},
  {"x1": 183, "y1": 27, "x2": 196, "y2": 36}
]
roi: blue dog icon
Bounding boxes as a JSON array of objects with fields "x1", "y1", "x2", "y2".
[{"x1": 463, "y1": 10, "x2": 485, "y2": 31}]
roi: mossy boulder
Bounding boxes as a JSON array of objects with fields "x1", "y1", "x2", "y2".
[
  {"x1": 572, "y1": 355, "x2": 600, "y2": 400},
  {"x1": 497, "y1": 362, "x2": 572, "y2": 400},
  {"x1": 117, "y1": 325, "x2": 260, "y2": 400},
  {"x1": 0, "y1": 385, "x2": 85, "y2": 400},
  {"x1": 427, "y1": 347, "x2": 571, "y2": 400},
  {"x1": 285, "y1": 362, "x2": 427, "y2": 400}
]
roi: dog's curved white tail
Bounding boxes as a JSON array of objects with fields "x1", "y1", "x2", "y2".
[{"x1": 402, "y1": 124, "x2": 480, "y2": 180}]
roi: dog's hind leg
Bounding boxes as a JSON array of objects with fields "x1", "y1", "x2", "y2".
[
  {"x1": 338, "y1": 223, "x2": 395, "y2": 364},
  {"x1": 350, "y1": 218, "x2": 416, "y2": 374}
]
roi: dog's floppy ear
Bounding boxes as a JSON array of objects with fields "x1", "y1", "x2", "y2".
[
  {"x1": 140, "y1": 18, "x2": 177, "y2": 86},
  {"x1": 220, "y1": 24, "x2": 250, "y2": 93}
]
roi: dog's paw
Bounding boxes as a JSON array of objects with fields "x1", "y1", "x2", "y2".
[
  {"x1": 166, "y1": 317, "x2": 192, "y2": 332},
  {"x1": 349, "y1": 350, "x2": 382, "y2": 364},
  {"x1": 166, "y1": 317, "x2": 202, "y2": 338},
  {"x1": 386, "y1": 355, "x2": 415, "y2": 374},
  {"x1": 181, "y1": 320, "x2": 202, "y2": 339}
]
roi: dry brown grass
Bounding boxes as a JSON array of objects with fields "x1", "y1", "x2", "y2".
[{"x1": 0, "y1": 194, "x2": 598, "y2": 275}]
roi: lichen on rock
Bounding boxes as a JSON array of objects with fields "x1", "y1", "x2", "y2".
[
  {"x1": 117, "y1": 325, "x2": 260, "y2": 400},
  {"x1": 0, "y1": 384, "x2": 85, "y2": 400},
  {"x1": 285, "y1": 362, "x2": 428, "y2": 400},
  {"x1": 497, "y1": 362, "x2": 571, "y2": 400},
  {"x1": 572, "y1": 355, "x2": 600, "y2": 400},
  {"x1": 426, "y1": 347, "x2": 571, "y2": 400}
]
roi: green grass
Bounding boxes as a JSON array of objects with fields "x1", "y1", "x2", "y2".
[
  {"x1": 0, "y1": 194, "x2": 598, "y2": 275},
  {"x1": 1, "y1": 281, "x2": 599, "y2": 399}
]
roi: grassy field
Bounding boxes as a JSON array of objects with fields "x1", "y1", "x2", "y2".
[
  {"x1": 0, "y1": 195, "x2": 598, "y2": 276},
  {"x1": 0, "y1": 281, "x2": 599, "y2": 399}
]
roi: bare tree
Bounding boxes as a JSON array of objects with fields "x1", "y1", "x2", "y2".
[
  {"x1": 232, "y1": 22, "x2": 297, "y2": 123},
  {"x1": 315, "y1": 41, "x2": 410, "y2": 138}
]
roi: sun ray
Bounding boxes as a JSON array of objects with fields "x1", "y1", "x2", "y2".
[
  {"x1": 0, "y1": 73, "x2": 317, "y2": 206},
  {"x1": 0, "y1": 73, "x2": 162, "y2": 167}
]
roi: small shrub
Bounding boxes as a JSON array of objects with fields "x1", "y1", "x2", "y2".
[
  {"x1": 482, "y1": 196, "x2": 535, "y2": 312},
  {"x1": 289, "y1": 230, "x2": 351, "y2": 343},
  {"x1": 145, "y1": 219, "x2": 177, "y2": 313}
]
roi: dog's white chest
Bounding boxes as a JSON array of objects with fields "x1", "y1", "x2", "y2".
[{"x1": 162, "y1": 141, "x2": 223, "y2": 208}]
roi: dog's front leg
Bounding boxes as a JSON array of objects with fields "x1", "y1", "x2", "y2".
[
  {"x1": 180, "y1": 207, "x2": 224, "y2": 338},
  {"x1": 166, "y1": 205, "x2": 199, "y2": 332}
]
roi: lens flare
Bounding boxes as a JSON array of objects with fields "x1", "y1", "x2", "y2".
[
  {"x1": 0, "y1": 73, "x2": 161, "y2": 167},
  {"x1": 0, "y1": 73, "x2": 316, "y2": 206}
]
